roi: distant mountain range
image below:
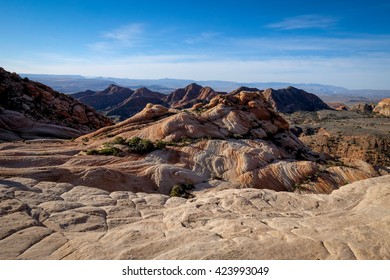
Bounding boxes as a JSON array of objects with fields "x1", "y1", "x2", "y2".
[
  {"x1": 71, "y1": 82, "x2": 330, "y2": 121},
  {"x1": 21, "y1": 74, "x2": 390, "y2": 101}
]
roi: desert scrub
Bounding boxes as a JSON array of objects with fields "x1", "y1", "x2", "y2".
[
  {"x1": 85, "y1": 136, "x2": 168, "y2": 157},
  {"x1": 111, "y1": 136, "x2": 127, "y2": 145},
  {"x1": 169, "y1": 182, "x2": 195, "y2": 199},
  {"x1": 126, "y1": 137, "x2": 155, "y2": 154},
  {"x1": 154, "y1": 140, "x2": 167, "y2": 150},
  {"x1": 86, "y1": 147, "x2": 121, "y2": 156}
]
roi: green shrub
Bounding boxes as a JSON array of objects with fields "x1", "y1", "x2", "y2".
[
  {"x1": 127, "y1": 137, "x2": 155, "y2": 154},
  {"x1": 85, "y1": 149, "x2": 99, "y2": 155},
  {"x1": 169, "y1": 183, "x2": 195, "y2": 198},
  {"x1": 111, "y1": 136, "x2": 127, "y2": 145},
  {"x1": 155, "y1": 140, "x2": 167, "y2": 150},
  {"x1": 86, "y1": 136, "x2": 168, "y2": 157},
  {"x1": 86, "y1": 147, "x2": 120, "y2": 156}
]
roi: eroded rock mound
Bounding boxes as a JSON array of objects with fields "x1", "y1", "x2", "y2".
[
  {"x1": 373, "y1": 98, "x2": 390, "y2": 116},
  {"x1": 350, "y1": 103, "x2": 375, "y2": 114},
  {"x1": 0, "y1": 68, "x2": 113, "y2": 141}
]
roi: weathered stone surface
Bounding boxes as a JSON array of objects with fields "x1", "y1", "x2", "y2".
[{"x1": 0, "y1": 175, "x2": 389, "y2": 259}]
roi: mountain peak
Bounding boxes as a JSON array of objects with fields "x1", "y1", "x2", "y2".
[
  {"x1": 185, "y1": 82, "x2": 203, "y2": 90},
  {"x1": 131, "y1": 87, "x2": 165, "y2": 99},
  {"x1": 262, "y1": 87, "x2": 330, "y2": 113}
]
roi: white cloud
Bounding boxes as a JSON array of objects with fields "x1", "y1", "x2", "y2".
[
  {"x1": 87, "y1": 23, "x2": 146, "y2": 52},
  {"x1": 185, "y1": 31, "x2": 220, "y2": 44},
  {"x1": 225, "y1": 34, "x2": 390, "y2": 58},
  {"x1": 103, "y1": 23, "x2": 144, "y2": 43},
  {"x1": 267, "y1": 15, "x2": 338, "y2": 30}
]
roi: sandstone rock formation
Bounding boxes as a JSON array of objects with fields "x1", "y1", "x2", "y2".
[
  {"x1": 373, "y1": 98, "x2": 390, "y2": 116},
  {"x1": 350, "y1": 103, "x2": 375, "y2": 114},
  {"x1": 261, "y1": 87, "x2": 331, "y2": 113},
  {"x1": 75, "y1": 90, "x2": 380, "y2": 194},
  {"x1": 164, "y1": 83, "x2": 225, "y2": 108},
  {"x1": 0, "y1": 175, "x2": 389, "y2": 259},
  {"x1": 1, "y1": 83, "x2": 388, "y2": 260},
  {"x1": 0, "y1": 107, "x2": 82, "y2": 141},
  {"x1": 327, "y1": 102, "x2": 349, "y2": 111},
  {"x1": 0, "y1": 68, "x2": 113, "y2": 141}
]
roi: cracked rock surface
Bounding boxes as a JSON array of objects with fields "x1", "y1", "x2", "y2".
[{"x1": 0, "y1": 175, "x2": 389, "y2": 259}]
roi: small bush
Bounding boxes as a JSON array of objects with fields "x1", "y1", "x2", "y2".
[
  {"x1": 169, "y1": 183, "x2": 195, "y2": 198},
  {"x1": 86, "y1": 136, "x2": 168, "y2": 157},
  {"x1": 127, "y1": 137, "x2": 155, "y2": 154},
  {"x1": 86, "y1": 147, "x2": 120, "y2": 156},
  {"x1": 111, "y1": 136, "x2": 127, "y2": 145},
  {"x1": 155, "y1": 140, "x2": 167, "y2": 150}
]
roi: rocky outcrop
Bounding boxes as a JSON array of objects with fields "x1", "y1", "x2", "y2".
[
  {"x1": 327, "y1": 102, "x2": 349, "y2": 111},
  {"x1": 164, "y1": 83, "x2": 225, "y2": 108},
  {"x1": 373, "y1": 98, "x2": 390, "y2": 116},
  {"x1": 73, "y1": 84, "x2": 134, "y2": 111},
  {"x1": 0, "y1": 107, "x2": 82, "y2": 141},
  {"x1": 261, "y1": 87, "x2": 331, "y2": 113},
  {"x1": 0, "y1": 175, "x2": 389, "y2": 259},
  {"x1": 350, "y1": 103, "x2": 375, "y2": 114},
  {"x1": 0, "y1": 68, "x2": 113, "y2": 141}
]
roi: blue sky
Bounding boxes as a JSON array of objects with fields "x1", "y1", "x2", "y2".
[{"x1": 1, "y1": 0, "x2": 390, "y2": 89}]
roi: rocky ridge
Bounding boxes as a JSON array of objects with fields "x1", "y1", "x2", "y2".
[
  {"x1": 261, "y1": 87, "x2": 331, "y2": 113},
  {"x1": 164, "y1": 83, "x2": 224, "y2": 108},
  {"x1": 0, "y1": 68, "x2": 112, "y2": 141},
  {"x1": 107, "y1": 87, "x2": 168, "y2": 121},
  {"x1": 72, "y1": 83, "x2": 336, "y2": 121},
  {"x1": 73, "y1": 84, "x2": 135, "y2": 111}
]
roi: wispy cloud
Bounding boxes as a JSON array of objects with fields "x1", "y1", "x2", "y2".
[
  {"x1": 88, "y1": 23, "x2": 146, "y2": 52},
  {"x1": 185, "y1": 31, "x2": 220, "y2": 44},
  {"x1": 229, "y1": 35, "x2": 390, "y2": 55},
  {"x1": 266, "y1": 15, "x2": 338, "y2": 30},
  {"x1": 103, "y1": 23, "x2": 144, "y2": 43}
]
